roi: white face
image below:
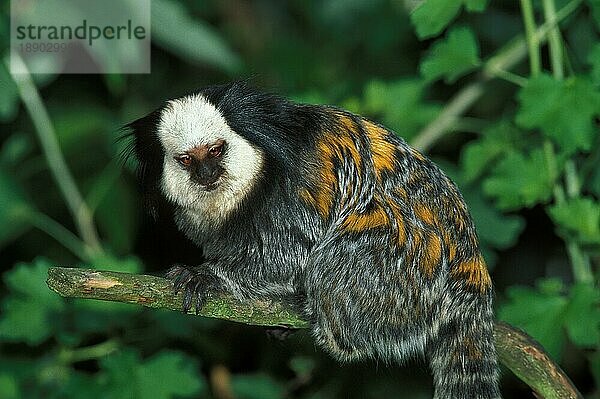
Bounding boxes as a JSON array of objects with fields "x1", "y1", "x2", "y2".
[{"x1": 157, "y1": 93, "x2": 264, "y2": 228}]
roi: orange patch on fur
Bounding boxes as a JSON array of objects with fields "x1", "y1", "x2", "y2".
[
  {"x1": 364, "y1": 121, "x2": 396, "y2": 179},
  {"x1": 411, "y1": 148, "x2": 426, "y2": 161},
  {"x1": 453, "y1": 254, "x2": 492, "y2": 292},
  {"x1": 388, "y1": 201, "x2": 407, "y2": 246},
  {"x1": 300, "y1": 188, "x2": 330, "y2": 219},
  {"x1": 414, "y1": 203, "x2": 436, "y2": 226},
  {"x1": 305, "y1": 124, "x2": 366, "y2": 218},
  {"x1": 341, "y1": 203, "x2": 389, "y2": 232},
  {"x1": 422, "y1": 232, "x2": 442, "y2": 277}
]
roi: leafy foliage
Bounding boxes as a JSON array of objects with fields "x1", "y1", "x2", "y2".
[
  {"x1": 482, "y1": 149, "x2": 554, "y2": 210},
  {"x1": 0, "y1": 259, "x2": 64, "y2": 344},
  {"x1": 410, "y1": 0, "x2": 489, "y2": 39},
  {"x1": 1, "y1": 0, "x2": 599, "y2": 397},
  {"x1": 548, "y1": 197, "x2": 600, "y2": 246},
  {"x1": 516, "y1": 75, "x2": 600, "y2": 154},
  {"x1": 420, "y1": 26, "x2": 481, "y2": 83},
  {"x1": 99, "y1": 349, "x2": 205, "y2": 399}
]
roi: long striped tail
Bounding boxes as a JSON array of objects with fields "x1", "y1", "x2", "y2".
[{"x1": 427, "y1": 300, "x2": 501, "y2": 399}]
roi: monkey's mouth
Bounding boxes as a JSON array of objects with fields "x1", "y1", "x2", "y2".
[
  {"x1": 198, "y1": 173, "x2": 226, "y2": 192},
  {"x1": 203, "y1": 182, "x2": 219, "y2": 191}
]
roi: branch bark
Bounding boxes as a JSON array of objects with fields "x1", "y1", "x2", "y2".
[{"x1": 47, "y1": 267, "x2": 582, "y2": 399}]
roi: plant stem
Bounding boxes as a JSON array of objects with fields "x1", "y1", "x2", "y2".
[
  {"x1": 411, "y1": 82, "x2": 485, "y2": 151},
  {"x1": 543, "y1": 141, "x2": 565, "y2": 202},
  {"x1": 490, "y1": 68, "x2": 528, "y2": 87},
  {"x1": 562, "y1": 160, "x2": 593, "y2": 283},
  {"x1": 542, "y1": 0, "x2": 565, "y2": 79},
  {"x1": 564, "y1": 160, "x2": 580, "y2": 198},
  {"x1": 58, "y1": 339, "x2": 119, "y2": 364},
  {"x1": 544, "y1": 141, "x2": 593, "y2": 284},
  {"x1": 537, "y1": 1, "x2": 592, "y2": 284},
  {"x1": 520, "y1": 0, "x2": 542, "y2": 76},
  {"x1": 567, "y1": 242, "x2": 593, "y2": 283},
  {"x1": 412, "y1": 0, "x2": 583, "y2": 152},
  {"x1": 24, "y1": 210, "x2": 92, "y2": 261},
  {"x1": 535, "y1": 0, "x2": 583, "y2": 43},
  {"x1": 8, "y1": 53, "x2": 103, "y2": 256}
]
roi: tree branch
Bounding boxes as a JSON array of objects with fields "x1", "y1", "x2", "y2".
[{"x1": 47, "y1": 267, "x2": 582, "y2": 399}]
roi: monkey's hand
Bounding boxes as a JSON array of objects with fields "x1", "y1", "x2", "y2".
[{"x1": 165, "y1": 264, "x2": 222, "y2": 314}]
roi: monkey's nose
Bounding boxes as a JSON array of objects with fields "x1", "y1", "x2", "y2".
[{"x1": 191, "y1": 163, "x2": 224, "y2": 188}]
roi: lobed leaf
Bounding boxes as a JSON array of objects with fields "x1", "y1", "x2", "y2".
[
  {"x1": 420, "y1": 26, "x2": 481, "y2": 84},
  {"x1": 0, "y1": 259, "x2": 64, "y2": 345},
  {"x1": 411, "y1": 0, "x2": 488, "y2": 38},
  {"x1": 548, "y1": 197, "x2": 600, "y2": 246},
  {"x1": 482, "y1": 149, "x2": 554, "y2": 210},
  {"x1": 99, "y1": 349, "x2": 205, "y2": 399},
  {"x1": 516, "y1": 74, "x2": 600, "y2": 154},
  {"x1": 499, "y1": 279, "x2": 569, "y2": 360}
]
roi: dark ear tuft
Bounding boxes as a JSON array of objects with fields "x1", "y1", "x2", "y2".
[{"x1": 121, "y1": 108, "x2": 165, "y2": 219}]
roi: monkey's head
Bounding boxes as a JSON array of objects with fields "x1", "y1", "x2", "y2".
[{"x1": 126, "y1": 83, "x2": 276, "y2": 229}]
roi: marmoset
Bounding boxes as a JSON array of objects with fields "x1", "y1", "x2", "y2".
[{"x1": 127, "y1": 82, "x2": 500, "y2": 399}]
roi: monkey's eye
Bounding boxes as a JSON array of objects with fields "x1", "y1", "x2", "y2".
[
  {"x1": 208, "y1": 144, "x2": 223, "y2": 157},
  {"x1": 175, "y1": 154, "x2": 192, "y2": 167}
]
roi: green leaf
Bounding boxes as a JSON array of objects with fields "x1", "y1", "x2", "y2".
[
  {"x1": 0, "y1": 259, "x2": 65, "y2": 345},
  {"x1": 151, "y1": 0, "x2": 242, "y2": 73},
  {"x1": 466, "y1": 188, "x2": 525, "y2": 253},
  {"x1": 499, "y1": 279, "x2": 569, "y2": 360},
  {"x1": 138, "y1": 351, "x2": 205, "y2": 398},
  {"x1": 411, "y1": 0, "x2": 462, "y2": 39},
  {"x1": 460, "y1": 121, "x2": 523, "y2": 182},
  {"x1": 361, "y1": 79, "x2": 441, "y2": 141},
  {"x1": 0, "y1": 373, "x2": 19, "y2": 399},
  {"x1": 547, "y1": 197, "x2": 600, "y2": 245},
  {"x1": 563, "y1": 283, "x2": 600, "y2": 347},
  {"x1": 516, "y1": 74, "x2": 600, "y2": 154},
  {"x1": 464, "y1": 0, "x2": 489, "y2": 11},
  {"x1": 231, "y1": 373, "x2": 285, "y2": 399},
  {"x1": 99, "y1": 349, "x2": 205, "y2": 399},
  {"x1": 410, "y1": 0, "x2": 488, "y2": 39},
  {"x1": 99, "y1": 349, "x2": 139, "y2": 399},
  {"x1": 420, "y1": 26, "x2": 481, "y2": 83},
  {"x1": 482, "y1": 149, "x2": 554, "y2": 210}
]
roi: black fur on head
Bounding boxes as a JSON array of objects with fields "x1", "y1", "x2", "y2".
[
  {"x1": 193, "y1": 81, "x2": 323, "y2": 175},
  {"x1": 122, "y1": 81, "x2": 327, "y2": 219},
  {"x1": 121, "y1": 107, "x2": 165, "y2": 219}
]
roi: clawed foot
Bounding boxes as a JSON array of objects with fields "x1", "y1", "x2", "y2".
[{"x1": 165, "y1": 264, "x2": 221, "y2": 314}]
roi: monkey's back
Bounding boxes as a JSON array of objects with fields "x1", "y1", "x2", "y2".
[{"x1": 298, "y1": 107, "x2": 495, "y2": 371}]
